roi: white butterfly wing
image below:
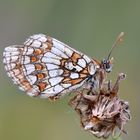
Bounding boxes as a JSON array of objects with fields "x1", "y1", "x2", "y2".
[{"x1": 3, "y1": 34, "x2": 97, "y2": 99}]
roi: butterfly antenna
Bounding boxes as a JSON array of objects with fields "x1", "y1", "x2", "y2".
[{"x1": 107, "y1": 32, "x2": 124, "y2": 60}]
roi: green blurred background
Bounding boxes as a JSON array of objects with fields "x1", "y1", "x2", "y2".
[{"x1": 0, "y1": 0, "x2": 139, "y2": 140}]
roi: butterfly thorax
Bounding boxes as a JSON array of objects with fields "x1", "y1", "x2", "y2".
[{"x1": 83, "y1": 58, "x2": 110, "y2": 94}]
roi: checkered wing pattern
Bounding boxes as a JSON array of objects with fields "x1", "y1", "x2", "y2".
[{"x1": 3, "y1": 34, "x2": 97, "y2": 98}]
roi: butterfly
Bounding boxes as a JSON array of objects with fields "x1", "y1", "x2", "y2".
[{"x1": 3, "y1": 33, "x2": 124, "y2": 100}]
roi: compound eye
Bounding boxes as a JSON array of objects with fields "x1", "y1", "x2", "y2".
[{"x1": 106, "y1": 62, "x2": 111, "y2": 69}]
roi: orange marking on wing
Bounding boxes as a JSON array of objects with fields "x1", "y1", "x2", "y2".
[
  {"x1": 63, "y1": 70, "x2": 70, "y2": 76},
  {"x1": 81, "y1": 68, "x2": 88, "y2": 74},
  {"x1": 38, "y1": 82, "x2": 47, "y2": 92},
  {"x1": 45, "y1": 42, "x2": 52, "y2": 51},
  {"x1": 21, "y1": 80, "x2": 32, "y2": 89},
  {"x1": 47, "y1": 36, "x2": 53, "y2": 44},
  {"x1": 62, "y1": 77, "x2": 71, "y2": 83},
  {"x1": 36, "y1": 73, "x2": 46, "y2": 80},
  {"x1": 79, "y1": 73, "x2": 88, "y2": 78},
  {"x1": 71, "y1": 52, "x2": 81, "y2": 63},
  {"x1": 15, "y1": 63, "x2": 22, "y2": 69},
  {"x1": 34, "y1": 49, "x2": 42, "y2": 55},
  {"x1": 43, "y1": 36, "x2": 53, "y2": 51},
  {"x1": 71, "y1": 78, "x2": 83, "y2": 85},
  {"x1": 30, "y1": 56, "x2": 38, "y2": 62},
  {"x1": 60, "y1": 59, "x2": 67, "y2": 66},
  {"x1": 12, "y1": 69, "x2": 21, "y2": 76},
  {"x1": 35, "y1": 63, "x2": 43, "y2": 70}
]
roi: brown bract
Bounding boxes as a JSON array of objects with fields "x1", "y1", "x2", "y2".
[{"x1": 69, "y1": 73, "x2": 131, "y2": 138}]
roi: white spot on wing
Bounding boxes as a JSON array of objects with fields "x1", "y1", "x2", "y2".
[
  {"x1": 53, "y1": 39, "x2": 65, "y2": 51},
  {"x1": 44, "y1": 52, "x2": 61, "y2": 59},
  {"x1": 23, "y1": 56, "x2": 30, "y2": 64},
  {"x1": 31, "y1": 40, "x2": 42, "y2": 48},
  {"x1": 83, "y1": 55, "x2": 91, "y2": 63},
  {"x1": 49, "y1": 69, "x2": 63, "y2": 77},
  {"x1": 75, "y1": 65, "x2": 83, "y2": 72},
  {"x1": 49, "y1": 77, "x2": 63, "y2": 86},
  {"x1": 64, "y1": 47, "x2": 73, "y2": 57},
  {"x1": 24, "y1": 64, "x2": 35, "y2": 75},
  {"x1": 42, "y1": 57, "x2": 60, "y2": 65},
  {"x1": 70, "y1": 73, "x2": 79, "y2": 79},
  {"x1": 38, "y1": 36, "x2": 47, "y2": 42},
  {"x1": 51, "y1": 47, "x2": 68, "y2": 58},
  {"x1": 77, "y1": 58, "x2": 86, "y2": 68},
  {"x1": 27, "y1": 75, "x2": 37, "y2": 84},
  {"x1": 4, "y1": 46, "x2": 19, "y2": 52},
  {"x1": 61, "y1": 83, "x2": 71, "y2": 88},
  {"x1": 23, "y1": 47, "x2": 34, "y2": 55},
  {"x1": 46, "y1": 64, "x2": 59, "y2": 70},
  {"x1": 65, "y1": 62, "x2": 83, "y2": 72},
  {"x1": 54, "y1": 85, "x2": 64, "y2": 93}
]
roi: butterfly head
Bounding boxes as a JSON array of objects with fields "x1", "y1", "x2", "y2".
[{"x1": 101, "y1": 57, "x2": 113, "y2": 73}]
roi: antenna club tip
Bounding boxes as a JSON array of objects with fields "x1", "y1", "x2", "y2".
[
  {"x1": 110, "y1": 57, "x2": 114, "y2": 64},
  {"x1": 118, "y1": 32, "x2": 125, "y2": 42},
  {"x1": 120, "y1": 32, "x2": 124, "y2": 37}
]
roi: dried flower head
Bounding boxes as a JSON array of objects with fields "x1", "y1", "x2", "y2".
[{"x1": 69, "y1": 73, "x2": 131, "y2": 138}]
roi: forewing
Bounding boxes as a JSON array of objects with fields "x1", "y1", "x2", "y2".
[{"x1": 3, "y1": 34, "x2": 96, "y2": 98}]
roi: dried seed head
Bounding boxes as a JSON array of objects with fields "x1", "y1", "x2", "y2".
[{"x1": 69, "y1": 73, "x2": 131, "y2": 138}]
